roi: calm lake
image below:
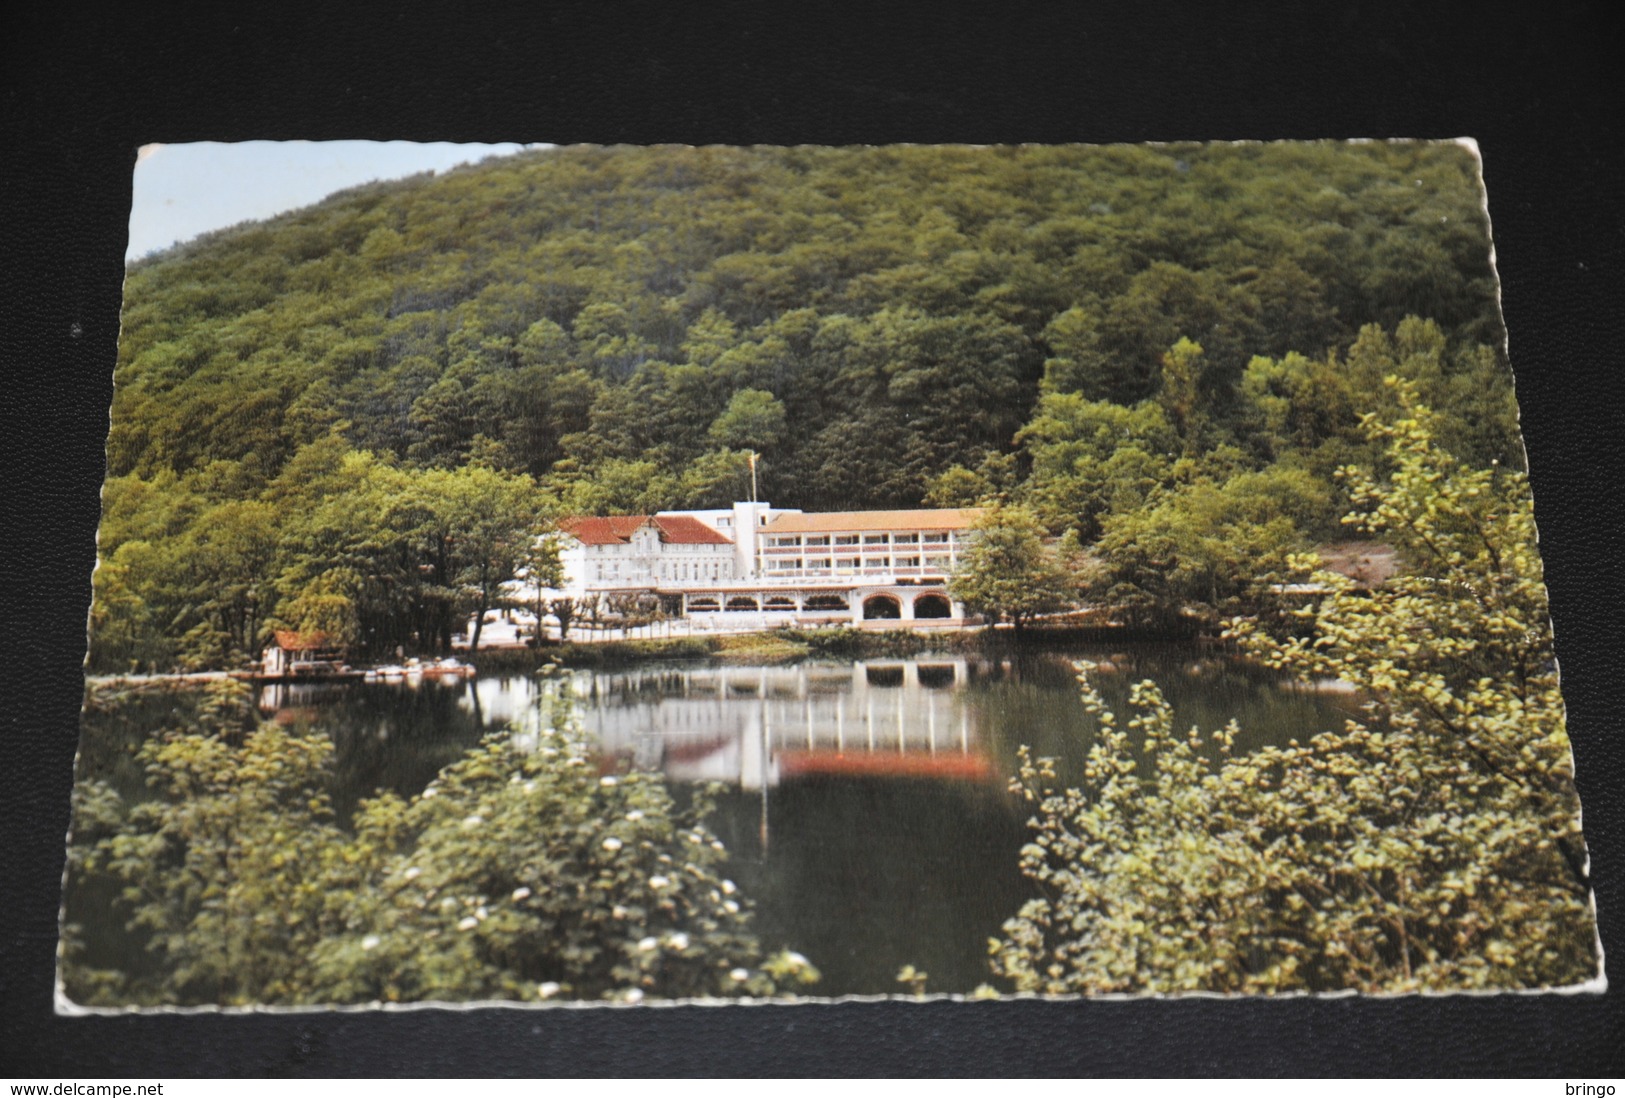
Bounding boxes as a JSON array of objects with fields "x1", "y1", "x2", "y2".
[{"x1": 78, "y1": 647, "x2": 1361, "y2": 998}]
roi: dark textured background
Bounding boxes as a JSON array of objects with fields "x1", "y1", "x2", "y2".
[{"x1": 4, "y1": 2, "x2": 1621, "y2": 1077}]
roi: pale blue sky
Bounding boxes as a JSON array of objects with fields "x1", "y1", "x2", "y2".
[{"x1": 127, "y1": 141, "x2": 542, "y2": 260}]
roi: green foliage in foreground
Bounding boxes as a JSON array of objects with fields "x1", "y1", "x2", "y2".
[
  {"x1": 63, "y1": 679, "x2": 816, "y2": 1007},
  {"x1": 991, "y1": 389, "x2": 1594, "y2": 994}
]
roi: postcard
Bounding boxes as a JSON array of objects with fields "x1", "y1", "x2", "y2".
[{"x1": 59, "y1": 140, "x2": 1603, "y2": 1010}]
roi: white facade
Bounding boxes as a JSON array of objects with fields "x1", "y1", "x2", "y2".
[
  {"x1": 663, "y1": 501, "x2": 801, "y2": 580},
  {"x1": 546, "y1": 520, "x2": 725, "y2": 595},
  {"x1": 546, "y1": 502, "x2": 804, "y2": 597},
  {"x1": 530, "y1": 502, "x2": 983, "y2": 627}
]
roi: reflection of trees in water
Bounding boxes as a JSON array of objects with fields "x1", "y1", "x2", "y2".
[
  {"x1": 310, "y1": 681, "x2": 491, "y2": 819},
  {"x1": 962, "y1": 647, "x2": 1361, "y2": 786}
]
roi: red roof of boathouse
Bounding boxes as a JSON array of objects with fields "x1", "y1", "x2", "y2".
[{"x1": 272, "y1": 629, "x2": 341, "y2": 652}]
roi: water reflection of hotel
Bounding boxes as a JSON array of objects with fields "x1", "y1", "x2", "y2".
[{"x1": 574, "y1": 659, "x2": 994, "y2": 788}]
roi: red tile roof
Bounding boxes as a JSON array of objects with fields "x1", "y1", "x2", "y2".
[
  {"x1": 559, "y1": 515, "x2": 733, "y2": 546},
  {"x1": 273, "y1": 629, "x2": 340, "y2": 652},
  {"x1": 558, "y1": 516, "x2": 648, "y2": 545},
  {"x1": 652, "y1": 515, "x2": 734, "y2": 545}
]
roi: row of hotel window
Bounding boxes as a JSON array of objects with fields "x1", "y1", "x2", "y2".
[
  {"x1": 587, "y1": 556, "x2": 954, "y2": 581},
  {"x1": 765, "y1": 556, "x2": 952, "y2": 571},
  {"x1": 590, "y1": 561, "x2": 729, "y2": 581},
  {"x1": 765, "y1": 532, "x2": 959, "y2": 547}
]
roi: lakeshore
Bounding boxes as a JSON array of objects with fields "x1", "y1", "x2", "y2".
[
  {"x1": 69, "y1": 645, "x2": 1363, "y2": 1000},
  {"x1": 85, "y1": 617, "x2": 1232, "y2": 688}
]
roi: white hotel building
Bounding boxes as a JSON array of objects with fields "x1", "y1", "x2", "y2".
[{"x1": 551, "y1": 501, "x2": 982, "y2": 626}]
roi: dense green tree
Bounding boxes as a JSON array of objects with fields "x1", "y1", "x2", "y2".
[
  {"x1": 551, "y1": 457, "x2": 678, "y2": 516},
  {"x1": 88, "y1": 539, "x2": 174, "y2": 671},
  {"x1": 924, "y1": 465, "x2": 997, "y2": 508},
  {"x1": 273, "y1": 567, "x2": 363, "y2": 648},
  {"x1": 269, "y1": 447, "x2": 429, "y2": 659},
  {"x1": 257, "y1": 449, "x2": 547, "y2": 660},
  {"x1": 1090, "y1": 464, "x2": 1334, "y2": 628},
  {"x1": 86, "y1": 491, "x2": 279, "y2": 671},
  {"x1": 471, "y1": 361, "x2": 598, "y2": 476},
  {"x1": 1343, "y1": 316, "x2": 1522, "y2": 470},
  {"x1": 426, "y1": 464, "x2": 548, "y2": 653},
  {"x1": 948, "y1": 504, "x2": 1073, "y2": 635},
  {"x1": 1039, "y1": 264, "x2": 1257, "y2": 406},
  {"x1": 1241, "y1": 348, "x2": 1361, "y2": 463},
  {"x1": 1016, "y1": 394, "x2": 1178, "y2": 538},
  {"x1": 1157, "y1": 337, "x2": 1208, "y2": 457},
  {"x1": 680, "y1": 307, "x2": 740, "y2": 369},
  {"x1": 675, "y1": 448, "x2": 754, "y2": 509},
  {"x1": 1240, "y1": 316, "x2": 1520, "y2": 479},
  {"x1": 707, "y1": 388, "x2": 787, "y2": 451},
  {"x1": 180, "y1": 498, "x2": 278, "y2": 659}
]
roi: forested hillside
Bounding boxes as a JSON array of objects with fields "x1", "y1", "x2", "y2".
[{"x1": 94, "y1": 142, "x2": 1524, "y2": 669}]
